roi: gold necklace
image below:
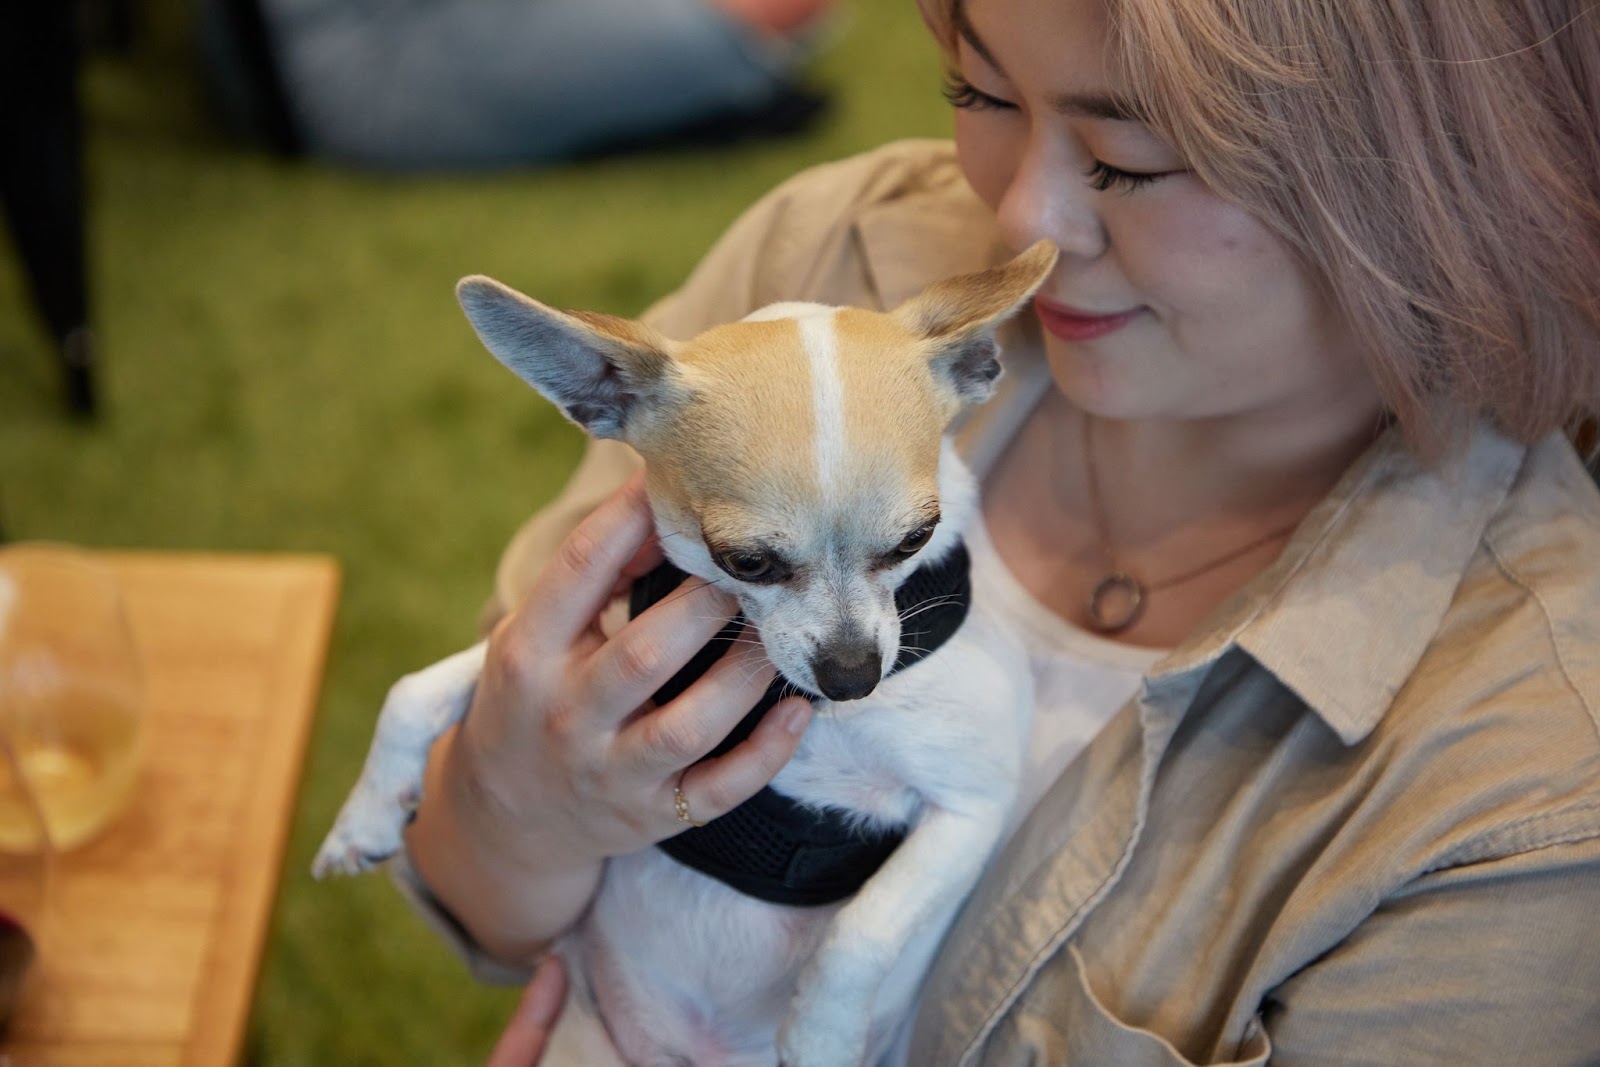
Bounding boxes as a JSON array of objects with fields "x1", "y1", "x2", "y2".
[{"x1": 1081, "y1": 417, "x2": 1302, "y2": 635}]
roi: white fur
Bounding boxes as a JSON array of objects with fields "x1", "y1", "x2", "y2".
[
  {"x1": 799, "y1": 311, "x2": 846, "y2": 500},
  {"x1": 315, "y1": 306, "x2": 1035, "y2": 1067},
  {"x1": 577, "y1": 448, "x2": 1029, "y2": 1067},
  {"x1": 313, "y1": 642, "x2": 486, "y2": 873}
]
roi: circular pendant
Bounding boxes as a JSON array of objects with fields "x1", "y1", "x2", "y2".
[{"x1": 1087, "y1": 572, "x2": 1146, "y2": 634}]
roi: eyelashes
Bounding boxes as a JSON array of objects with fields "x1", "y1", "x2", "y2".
[
  {"x1": 1083, "y1": 161, "x2": 1164, "y2": 194},
  {"x1": 941, "y1": 73, "x2": 1175, "y2": 194},
  {"x1": 941, "y1": 72, "x2": 1008, "y2": 112}
]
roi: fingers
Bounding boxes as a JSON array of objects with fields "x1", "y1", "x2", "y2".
[
  {"x1": 583, "y1": 577, "x2": 740, "y2": 726},
  {"x1": 513, "y1": 474, "x2": 657, "y2": 650},
  {"x1": 609, "y1": 533, "x2": 667, "y2": 600},
  {"x1": 485, "y1": 955, "x2": 567, "y2": 1067},
  {"x1": 619, "y1": 627, "x2": 781, "y2": 770},
  {"x1": 674, "y1": 696, "x2": 813, "y2": 824}
]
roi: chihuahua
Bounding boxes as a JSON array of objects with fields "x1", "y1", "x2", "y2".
[{"x1": 315, "y1": 241, "x2": 1058, "y2": 1066}]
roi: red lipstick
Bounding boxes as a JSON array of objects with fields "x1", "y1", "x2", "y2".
[{"x1": 1034, "y1": 297, "x2": 1142, "y2": 342}]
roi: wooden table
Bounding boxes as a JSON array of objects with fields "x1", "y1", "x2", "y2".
[{"x1": 2, "y1": 552, "x2": 340, "y2": 1067}]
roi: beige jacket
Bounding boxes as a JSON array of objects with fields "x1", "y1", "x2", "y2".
[{"x1": 400, "y1": 140, "x2": 1600, "y2": 1066}]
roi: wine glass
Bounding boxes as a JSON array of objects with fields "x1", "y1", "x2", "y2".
[
  {"x1": 0, "y1": 543, "x2": 146, "y2": 853},
  {"x1": 0, "y1": 729, "x2": 51, "y2": 1037}
]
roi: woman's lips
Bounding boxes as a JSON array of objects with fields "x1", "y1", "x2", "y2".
[{"x1": 1034, "y1": 297, "x2": 1142, "y2": 341}]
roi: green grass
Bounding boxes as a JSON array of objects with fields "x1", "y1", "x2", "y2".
[{"x1": 0, "y1": 7, "x2": 950, "y2": 1063}]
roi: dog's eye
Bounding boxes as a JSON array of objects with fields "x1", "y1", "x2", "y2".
[
  {"x1": 713, "y1": 549, "x2": 786, "y2": 584},
  {"x1": 895, "y1": 522, "x2": 938, "y2": 557}
]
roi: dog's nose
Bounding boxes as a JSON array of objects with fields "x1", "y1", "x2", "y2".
[{"x1": 811, "y1": 646, "x2": 883, "y2": 702}]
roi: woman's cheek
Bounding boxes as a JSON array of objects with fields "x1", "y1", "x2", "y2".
[
  {"x1": 1107, "y1": 182, "x2": 1272, "y2": 297},
  {"x1": 954, "y1": 111, "x2": 1013, "y2": 214}
]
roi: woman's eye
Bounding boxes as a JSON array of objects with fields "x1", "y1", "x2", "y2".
[
  {"x1": 895, "y1": 522, "x2": 938, "y2": 557},
  {"x1": 942, "y1": 74, "x2": 1014, "y2": 112},
  {"x1": 1085, "y1": 160, "x2": 1173, "y2": 193}
]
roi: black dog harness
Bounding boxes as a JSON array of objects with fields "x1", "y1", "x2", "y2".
[{"x1": 630, "y1": 543, "x2": 972, "y2": 907}]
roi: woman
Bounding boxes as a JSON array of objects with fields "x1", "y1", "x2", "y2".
[{"x1": 394, "y1": 0, "x2": 1600, "y2": 1061}]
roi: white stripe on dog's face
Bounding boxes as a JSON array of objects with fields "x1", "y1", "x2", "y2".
[
  {"x1": 636, "y1": 305, "x2": 970, "y2": 701},
  {"x1": 799, "y1": 312, "x2": 846, "y2": 500}
]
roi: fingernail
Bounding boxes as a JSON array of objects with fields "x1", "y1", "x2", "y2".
[
  {"x1": 521, "y1": 957, "x2": 566, "y2": 1026},
  {"x1": 779, "y1": 699, "x2": 812, "y2": 736}
]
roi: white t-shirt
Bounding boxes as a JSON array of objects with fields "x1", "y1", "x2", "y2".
[
  {"x1": 965, "y1": 514, "x2": 1168, "y2": 826},
  {"x1": 884, "y1": 515, "x2": 1166, "y2": 1066}
]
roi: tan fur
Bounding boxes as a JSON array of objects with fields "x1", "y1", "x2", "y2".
[
  {"x1": 892, "y1": 239, "x2": 1056, "y2": 341},
  {"x1": 645, "y1": 312, "x2": 960, "y2": 545},
  {"x1": 567, "y1": 308, "x2": 676, "y2": 355},
  {"x1": 639, "y1": 318, "x2": 824, "y2": 545},
  {"x1": 834, "y1": 309, "x2": 950, "y2": 497},
  {"x1": 564, "y1": 308, "x2": 680, "y2": 385},
  {"x1": 633, "y1": 241, "x2": 1056, "y2": 549}
]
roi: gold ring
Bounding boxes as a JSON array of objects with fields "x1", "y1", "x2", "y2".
[{"x1": 673, "y1": 784, "x2": 705, "y2": 827}]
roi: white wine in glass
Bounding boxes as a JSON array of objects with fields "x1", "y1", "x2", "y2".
[{"x1": 0, "y1": 544, "x2": 146, "y2": 852}]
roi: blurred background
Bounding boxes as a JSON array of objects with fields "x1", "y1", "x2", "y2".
[{"x1": 0, "y1": 1, "x2": 950, "y2": 1061}]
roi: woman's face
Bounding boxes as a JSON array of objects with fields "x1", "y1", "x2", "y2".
[{"x1": 950, "y1": 0, "x2": 1379, "y2": 427}]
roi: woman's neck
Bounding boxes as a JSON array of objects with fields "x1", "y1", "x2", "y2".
[
  {"x1": 1035, "y1": 386, "x2": 1386, "y2": 537},
  {"x1": 981, "y1": 387, "x2": 1387, "y2": 648}
]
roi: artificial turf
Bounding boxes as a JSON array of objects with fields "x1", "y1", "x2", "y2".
[{"x1": 0, "y1": 4, "x2": 950, "y2": 1062}]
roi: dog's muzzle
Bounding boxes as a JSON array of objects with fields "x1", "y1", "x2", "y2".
[{"x1": 630, "y1": 541, "x2": 972, "y2": 906}]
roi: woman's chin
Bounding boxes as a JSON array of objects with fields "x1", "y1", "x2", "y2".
[{"x1": 1042, "y1": 346, "x2": 1162, "y2": 422}]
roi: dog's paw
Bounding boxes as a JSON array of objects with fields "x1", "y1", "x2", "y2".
[
  {"x1": 777, "y1": 1028, "x2": 868, "y2": 1067},
  {"x1": 311, "y1": 647, "x2": 484, "y2": 881},
  {"x1": 777, "y1": 998, "x2": 871, "y2": 1067},
  {"x1": 310, "y1": 781, "x2": 421, "y2": 879}
]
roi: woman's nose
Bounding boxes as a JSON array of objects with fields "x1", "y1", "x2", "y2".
[{"x1": 995, "y1": 137, "x2": 1107, "y2": 262}]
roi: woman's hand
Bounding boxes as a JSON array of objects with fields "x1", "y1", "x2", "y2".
[
  {"x1": 485, "y1": 956, "x2": 567, "y2": 1067},
  {"x1": 462, "y1": 470, "x2": 814, "y2": 859},
  {"x1": 405, "y1": 473, "x2": 813, "y2": 962}
]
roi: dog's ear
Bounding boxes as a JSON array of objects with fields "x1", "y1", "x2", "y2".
[
  {"x1": 892, "y1": 240, "x2": 1058, "y2": 405},
  {"x1": 457, "y1": 275, "x2": 679, "y2": 440}
]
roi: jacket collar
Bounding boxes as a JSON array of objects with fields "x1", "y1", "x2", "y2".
[
  {"x1": 1160, "y1": 423, "x2": 1526, "y2": 745},
  {"x1": 1139, "y1": 422, "x2": 1523, "y2": 742},
  {"x1": 853, "y1": 145, "x2": 1007, "y2": 310}
]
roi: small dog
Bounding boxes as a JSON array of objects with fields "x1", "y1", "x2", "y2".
[{"x1": 315, "y1": 241, "x2": 1057, "y2": 1066}]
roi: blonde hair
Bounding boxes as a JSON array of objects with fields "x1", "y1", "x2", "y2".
[{"x1": 921, "y1": 0, "x2": 1600, "y2": 458}]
